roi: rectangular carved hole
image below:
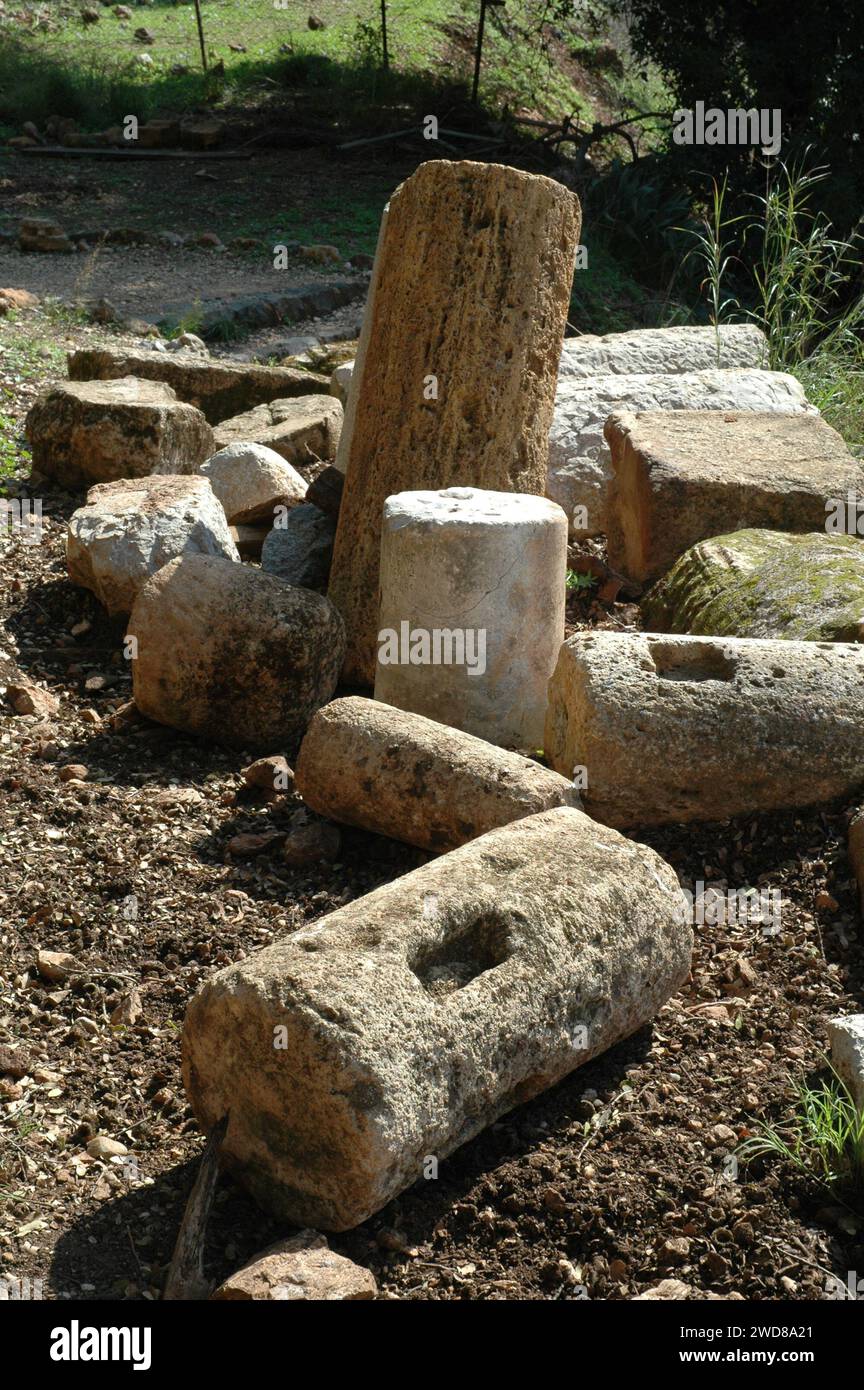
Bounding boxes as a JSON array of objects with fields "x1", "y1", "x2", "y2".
[
  {"x1": 410, "y1": 913, "x2": 511, "y2": 999},
  {"x1": 648, "y1": 639, "x2": 737, "y2": 683}
]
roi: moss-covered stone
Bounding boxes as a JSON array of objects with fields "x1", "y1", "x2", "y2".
[{"x1": 642, "y1": 529, "x2": 864, "y2": 642}]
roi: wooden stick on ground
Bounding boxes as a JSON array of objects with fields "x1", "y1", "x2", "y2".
[{"x1": 163, "y1": 1114, "x2": 229, "y2": 1301}]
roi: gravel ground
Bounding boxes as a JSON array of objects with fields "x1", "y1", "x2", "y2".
[{"x1": 1, "y1": 307, "x2": 863, "y2": 1304}]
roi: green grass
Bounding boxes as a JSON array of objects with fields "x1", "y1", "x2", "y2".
[
  {"x1": 569, "y1": 236, "x2": 689, "y2": 334},
  {"x1": 565, "y1": 569, "x2": 597, "y2": 592},
  {"x1": 794, "y1": 350, "x2": 864, "y2": 455},
  {"x1": 737, "y1": 1071, "x2": 864, "y2": 1207},
  {"x1": 0, "y1": 0, "x2": 634, "y2": 134},
  {"x1": 0, "y1": 411, "x2": 23, "y2": 485}
]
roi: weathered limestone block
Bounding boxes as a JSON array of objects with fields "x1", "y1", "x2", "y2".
[
  {"x1": 67, "y1": 475, "x2": 239, "y2": 615},
  {"x1": 182, "y1": 806, "x2": 691, "y2": 1229},
  {"x1": 827, "y1": 1015, "x2": 864, "y2": 1112},
  {"x1": 544, "y1": 631, "x2": 864, "y2": 827},
  {"x1": 642, "y1": 529, "x2": 864, "y2": 642},
  {"x1": 211, "y1": 1232, "x2": 377, "y2": 1301},
  {"x1": 200, "y1": 441, "x2": 307, "y2": 525},
  {"x1": 261, "y1": 503, "x2": 336, "y2": 589},
  {"x1": 558, "y1": 324, "x2": 768, "y2": 378},
  {"x1": 19, "y1": 216, "x2": 73, "y2": 253},
  {"x1": 127, "y1": 554, "x2": 345, "y2": 750},
  {"x1": 374, "y1": 487, "x2": 568, "y2": 749},
  {"x1": 67, "y1": 347, "x2": 329, "y2": 424},
  {"x1": 25, "y1": 377, "x2": 214, "y2": 489},
  {"x1": 328, "y1": 160, "x2": 581, "y2": 685},
  {"x1": 606, "y1": 410, "x2": 863, "y2": 583},
  {"x1": 212, "y1": 394, "x2": 342, "y2": 463},
  {"x1": 547, "y1": 368, "x2": 814, "y2": 536},
  {"x1": 295, "y1": 696, "x2": 578, "y2": 850}
]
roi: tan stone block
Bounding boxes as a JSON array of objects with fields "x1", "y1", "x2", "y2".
[
  {"x1": 295, "y1": 696, "x2": 577, "y2": 850},
  {"x1": 182, "y1": 806, "x2": 690, "y2": 1229},
  {"x1": 545, "y1": 630, "x2": 864, "y2": 826},
  {"x1": 25, "y1": 377, "x2": 214, "y2": 489},
  {"x1": 605, "y1": 409, "x2": 863, "y2": 583}
]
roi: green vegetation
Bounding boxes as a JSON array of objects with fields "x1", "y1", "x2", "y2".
[
  {"x1": 0, "y1": 0, "x2": 655, "y2": 134},
  {"x1": 794, "y1": 351, "x2": 864, "y2": 455},
  {"x1": 565, "y1": 569, "x2": 597, "y2": 592},
  {"x1": 679, "y1": 157, "x2": 864, "y2": 449},
  {"x1": 738, "y1": 1072, "x2": 864, "y2": 1206}
]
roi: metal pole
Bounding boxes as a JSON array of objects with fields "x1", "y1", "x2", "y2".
[
  {"x1": 193, "y1": 0, "x2": 208, "y2": 72},
  {"x1": 471, "y1": 0, "x2": 487, "y2": 105},
  {"x1": 381, "y1": 0, "x2": 389, "y2": 72}
]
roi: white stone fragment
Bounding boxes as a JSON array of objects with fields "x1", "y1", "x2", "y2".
[
  {"x1": 827, "y1": 1015, "x2": 864, "y2": 1112},
  {"x1": 66, "y1": 474, "x2": 239, "y2": 615},
  {"x1": 200, "y1": 441, "x2": 307, "y2": 525},
  {"x1": 558, "y1": 323, "x2": 768, "y2": 378},
  {"x1": 374, "y1": 486, "x2": 568, "y2": 750}
]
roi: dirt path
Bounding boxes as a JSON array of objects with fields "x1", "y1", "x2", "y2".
[{"x1": 0, "y1": 147, "x2": 408, "y2": 327}]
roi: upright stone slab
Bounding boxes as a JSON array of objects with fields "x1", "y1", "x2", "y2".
[
  {"x1": 182, "y1": 806, "x2": 691, "y2": 1229},
  {"x1": 544, "y1": 631, "x2": 864, "y2": 827},
  {"x1": 374, "y1": 487, "x2": 568, "y2": 749},
  {"x1": 328, "y1": 160, "x2": 581, "y2": 686}
]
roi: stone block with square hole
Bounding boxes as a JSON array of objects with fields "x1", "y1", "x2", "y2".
[
  {"x1": 544, "y1": 631, "x2": 864, "y2": 827},
  {"x1": 181, "y1": 806, "x2": 691, "y2": 1230}
]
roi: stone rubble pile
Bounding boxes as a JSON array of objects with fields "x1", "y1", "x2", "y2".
[
  {"x1": 68, "y1": 346, "x2": 329, "y2": 424},
  {"x1": 22, "y1": 158, "x2": 864, "y2": 1266}
]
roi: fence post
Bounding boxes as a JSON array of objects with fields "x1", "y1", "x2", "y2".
[{"x1": 193, "y1": 0, "x2": 208, "y2": 72}]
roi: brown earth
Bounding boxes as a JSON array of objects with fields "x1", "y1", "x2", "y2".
[{"x1": 1, "y1": 295, "x2": 862, "y2": 1305}]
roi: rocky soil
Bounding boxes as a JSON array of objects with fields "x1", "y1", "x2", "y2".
[{"x1": 1, "y1": 307, "x2": 863, "y2": 1302}]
